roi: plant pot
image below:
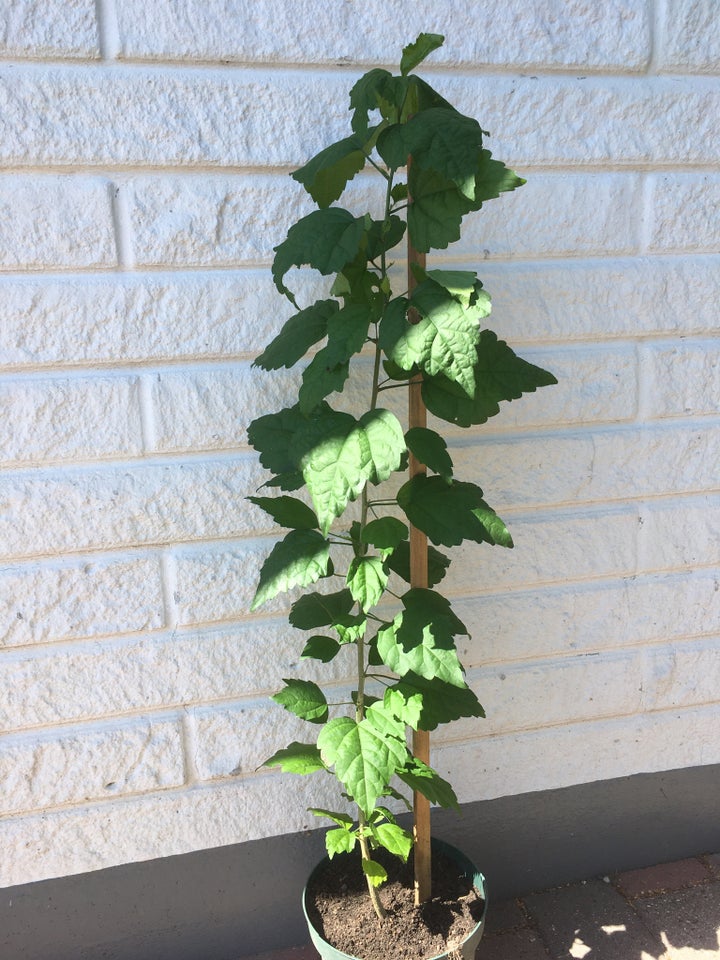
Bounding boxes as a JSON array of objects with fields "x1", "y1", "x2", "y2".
[{"x1": 302, "y1": 838, "x2": 488, "y2": 960}]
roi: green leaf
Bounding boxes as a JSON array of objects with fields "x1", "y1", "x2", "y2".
[
  {"x1": 253, "y1": 300, "x2": 338, "y2": 371},
  {"x1": 376, "y1": 588, "x2": 468, "y2": 687},
  {"x1": 247, "y1": 495, "x2": 318, "y2": 531},
  {"x1": 425, "y1": 269, "x2": 479, "y2": 307},
  {"x1": 317, "y1": 710, "x2": 408, "y2": 816},
  {"x1": 298, "y1": 304, "x2": 373, "y2": 413},
  {"x1": 388, "y1": 673, "x2": 485, "y2": 731},
  {"x1": 349, "y1": 68, "x2": 393, "y2": 135},
  {"x1": 301, "y1": 635, "x2": 341, "y2": 663},
  {"x1": 422, "y1": 330, "x2": 558, "y2": 427},
  {"x1": 397, "y1": 475, "x2": 513, "y2": 548},
  {"x1": 292, "y1": 407, "x2": 406, "y2": 533},
  {"x1": 362, "y1": 859, "x2": 388, "y2": 886},
  {"x1": 378, "y1": 108, "x2": 484, "y2": 200},
  {"x1": 272, "y1": 208, "x2": 366, "y2": 303},
  {"x1": 400, "y1": 33, "x2": 445, "y2": 76},
  {"x1": 397, "y1": 757, "x2": 459, "y2": 810},
  {"x1": 364, "y1": 215, "x2": 406, "y2": 261},
  {"x1": 384, "y1": 540, "x2": 451, "y2": 587},
  {"x1": 378, "y1": 296, "x2": 409, "y2": 353},
  {"x1": 292, "y1": 135, "x2": 367, "y2": 207},
  {"x1": 363, "y1": 517, "x2": 409, "y2": 553},
  {"x1": 473, "y1": 149, "x2": 526, "y2": 203},
  {"x1": 263, "y1": 742, "x2": 325, "y2": 775},
  {"x1": 407, "y1": 166, "x2": 470, "y2": 252},
  {"x1": 371, "y1": 823, "x2": 413, "y2": 861},
  {"x1": 248, "y1": 405, "x2": 307, "y2": 477},
  {"x1": 405, "y1": 427, "x2": 453, "y2": 479},
  {"x1": 251, "y1": 529, "x2": 331, "y2": 609},
  {"x1": 310, "y1": 808, "x2": 354, "y2": 827},
  {"x1": 289, "y1": 589, "x2": 355, "y2": 629},
  {"x1": 326, "y1": 828, "x2": 357, "y2": 858},
  {"x1": 273, "y1": 678, "x2": 328, "y2": 723},
  {"x1": 347, "y1": 556, "x2": 388, "y2": 610}
]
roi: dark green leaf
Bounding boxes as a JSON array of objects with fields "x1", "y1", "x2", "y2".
[
  {"x1": 289, "y1": 589, "x2": 355, "y2": 629},
  {"x1": 310, "y1": 807, "x2": 354, "y2": 827},
  {"x1": 251, "y1": 529, "x2": 331, "y2": 610},
  {"x1": 272, "y1": 209, "x2": 365, "y2": 303},
  {"x1": 301, "y1": 635, "x2": 341, "y2": 662},
  {"x1": 397, "y1": 475, "x2": 513, "y2": 548},
  {"x1": 273, "y1": 678, "x2": 328, "y2": 723},
  {"x1": 298, "y1": 304, "x2": 372, "y2": 414},
  {"x1": 247, "y1": 495, "x2": 318, "y2": 531},
  {"x1": 405, "y1": 427, "x2": 453, "y2": 479},
  {"x1": 347, "y1": 556, "x2": 388, "y2": 610},
  {"x1": 425, "y1": 269, "x2": 479, "y2": 306},
  {"x1": 364, "y1": 215, "x2": 406, "y2": 261},
  {"x1": 349, "y1": 68, "x2": 394, "y2": 135},
  {"x1": 384, "y1": 540, "x2": 451, "y2": 587},
  {"x1": 396, "y1": 757, "x2": 459, "y2": 810},
  {"x1": 378, "y1": 296, "x2": 409, "y2": 353},
  {"x1": 247, "y1": 404, "x2": 308, "y2": 476},
  {"x1": 363, "y1": 517, "x2": 409, "y2": 552},
  {"x1": 253, "y1": 300, "x2": 338, "y2": 371},
  {"x1": 388, "y1": 673, "x2": 485, "y2": 731},
  {"x1": 407, "y1": 166, "x2": 470, "y2": 252},
  {"x1": 292, "y1": 135, "x2": 367, "y2": 208},
  {"x1": 473, "y1": 149, "x2": 526, "y2": 203},
  {"x1": 263, "y1": 742, "x2": 325, "y2": 775},
  {"x1": 260, "y1": 471, "x2": 305, "y2": 492},
  {"x1": 400, "y1": 33, "x2": 444, "y2": 76}
]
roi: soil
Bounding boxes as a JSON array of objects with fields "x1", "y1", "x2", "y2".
[{"x1": 305, "y1": 846, "x2": 486, "y2": 960}]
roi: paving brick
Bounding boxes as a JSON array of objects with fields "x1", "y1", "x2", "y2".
[
  {"x1": 660, "y1": 0, "x2": 720, "y2": 73},
  {"x1": 116, "y1": 0, "x2": 650, "y2": 72},
  {"x1": 0, "y1": 719, "x2": 184, "y2": 815},
  {"x1": 523, "y1": 879, "x2": 666, "y2": 960},
  {"x1": 648, "y1": 173, "x2": 720, "y2": 253},
  {"x1": 0, "y1": 554, "x2": 164, "y2": 647},
  {"x1": 632, "y1": 883, "x2": 720, "y2": 958},
  {"x1": 477, "y1": 928, "x2": 550, "y2": 960},
  {"x1": 0, "y1": 0, "x2": 99, "y2": 59},
  {"x1": 616, "y1": 857, "x2": 712, "y2": 897},
  {"x1": 0, "y1": 176, "x2": 115, "y2": 270},
  {"x1": 0, "y1": 375, "x2": 143, "y2": 465},
  {"x1": 482, "y1": 898, "x2": 529, "y2": 935}
]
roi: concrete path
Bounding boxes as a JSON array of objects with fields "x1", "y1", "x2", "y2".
[{"x1": 243, "y1": 853, "x2": 720, "y2": 960}]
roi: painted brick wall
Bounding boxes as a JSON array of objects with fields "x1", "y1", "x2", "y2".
[{"x1": 1, "y1": 0, "x2": 718, "y2": 888}]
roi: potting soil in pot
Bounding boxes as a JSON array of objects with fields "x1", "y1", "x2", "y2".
[{"x1": 305, "y1": 846, "x2": 485, "y2": 960}]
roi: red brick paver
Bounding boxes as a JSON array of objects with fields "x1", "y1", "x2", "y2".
[{"x1": 616, "y1": 857, "x2": 713, "y2": 898}]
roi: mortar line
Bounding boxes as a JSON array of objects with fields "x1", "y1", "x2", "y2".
[{"x1": 95, "y1": 0, "x2": 121, "y2": 61}]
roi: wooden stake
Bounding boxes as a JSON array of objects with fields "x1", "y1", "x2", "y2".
[{"x1": 407, "y1": 234, "x2": 431, "y2": 905}]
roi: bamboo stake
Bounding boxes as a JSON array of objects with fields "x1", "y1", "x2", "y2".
[{"x1": 407, "y1": 223, "x2": 431, "y2": 905}]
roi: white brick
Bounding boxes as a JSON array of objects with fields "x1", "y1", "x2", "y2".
[
  {"x1": 116, "y1": 0, "x2": 650, "y2": 72},
  {"x1": 174, "y1": 540, "x2": 271, "y2": 626},
  {"x1": 0, "y1": 0, "x2": 99, "y2": 59},
  {"x1": 3, "y1": 68, "x2": 720, "y2": 168},
  {"x1": 0, "y1": 375, "x2": 143, "y2": 465},
  {"x1": 638, "y1": 496, "x2": 720, "y2": 571},
  {"x1": 641, "y1": 340, "x2": 720, "y2": 419},
  {"x1": 150, "y1": 364, "x2": 298, "y2": 454},
  {"x1": 0, "y1": 774, "x2": 343, "y2": 888},
  {"x1": 457, "y1": 569, "x2": 720, "y2": 666},
  {"x1": 660, "y1": 0, "x2": 720, "y2": 73},
  {"x1": 647, "y1": 173, "x2": 720, "y2": 252},
  {"x1": 0, "y1": 555, "x2": 164, "y2": 647},
  {"x1": 0, "y1": 620, "x2": 352, "y2": 731},
  {"x1": 0, "y1": 457, "x2": 267, "y2": 561},
  {"x1": 0, "y1": 176, "x2": 116, "y2": 270},
  {"x1": 438, "y1": 703, "x2": 720, "y2": 804},
  {"x1": 0, "y1": 719, "x2": 184, "y2": 815},
  {"x1": 189, "y1": 701, "x2": 307, "y2": 779},
  {"x1": 0, "y1": 272, "x2": 314, "y2": 368}
]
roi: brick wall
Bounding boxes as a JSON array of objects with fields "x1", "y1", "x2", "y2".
[{"x1": 1, "y1": 0, "x2": 718, "y2": 888}]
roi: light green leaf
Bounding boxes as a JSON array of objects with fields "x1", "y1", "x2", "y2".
[
  {"x1": 397, "y1": 475, "x2": 513, "y2": 548},
  {"x1": 273, "y1": 678, "x2": 328, "y2": 723},
  {"x1": 388, "y1": 672, "x2": 485, "y2": 731},
  {"x1": 400, "y1": 33, "x2": 445, "y2": 76},
  {"x1": 251, "y1": 529, "x2": 331, "y2": 610},
  {"x1": 310, "y1": 808, "x2": 354, "y2": 827},
  {"x1": 362, "y1": 859, "x2": 388, "y2": 886},
  {"x1": 292, "y1": 135, "x2": 367, "y2": 207},
  {"x1": 397, "y1": 757, "x2": 459, "y2": 810},
  {"x1": 405, "y1": 427, "x2": 453, "y2": 479},
  {"x1": 326, "y1": 828, "x2": 357, "y2": 858},
  {"x1": 289, "y1": 589, "x2": 355, "y2": 629},
  {"x1": 347, "y1": 556, "x2": 388, "y2": 610},
  {"x1": 383, "y1": 686, "x2": 423, "y2": 729},
  {"x1": 422, "y1": 330, "x2": 558, "y2": 427},
  {"x1": 253, "y1": 300, "x2": 338, "y2": 371},
  {"x1": 301, "y1": 635, "x2": 341, "y2": 663},
  {"x1": 263, "y1": 742, "x2": 325, "y2": 775},
  {"x1": 371, "y1": 823, "x2": 413, "y2": 861},
  {"x1": 247, "y1": 495, "x2": 318, "y2": 531},
  {"x1": 425, "y1": 269, "x2": 479, "y2": 307},
  {"x1": 384, "y1": 540, "x2": 450, "y2": 587},
  {"x1": 272, "y1": 208, "x2": 366, "y2": 304}
]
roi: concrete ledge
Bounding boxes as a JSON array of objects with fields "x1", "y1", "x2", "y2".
[{"x1": 2, "y1": 764, "x2": 719, "y2": 960}]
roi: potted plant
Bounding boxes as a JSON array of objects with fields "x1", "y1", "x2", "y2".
[{"x1": 247, "y1": 33, "x2": 557, "y2": 960}]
